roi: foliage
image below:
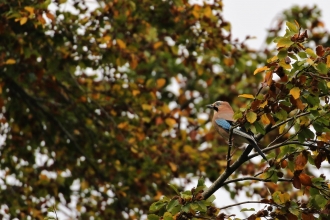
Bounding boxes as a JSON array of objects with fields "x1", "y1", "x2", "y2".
[{"x1": 0, "y1": 0, "x2": 330, "y2": 219}]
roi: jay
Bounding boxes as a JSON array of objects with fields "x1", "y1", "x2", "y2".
[{"x1": 207, "y1": 101, "x2": 268, "y2": 161}]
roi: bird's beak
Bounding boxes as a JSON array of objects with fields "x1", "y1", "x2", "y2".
[{"x1": 206, "y1": 104, "x2": 214, "y2": 109}]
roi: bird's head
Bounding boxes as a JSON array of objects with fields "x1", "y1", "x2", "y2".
[{"x1": 206, "y1": 101, "x2": 224, "y2": 112}]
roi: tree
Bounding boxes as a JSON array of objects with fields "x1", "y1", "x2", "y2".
[{"x1": 0, "y1": 0, "x2": 329, "y2": 219}]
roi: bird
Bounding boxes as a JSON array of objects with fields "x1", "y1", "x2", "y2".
[{"x1": 206, "y1": 101, "x2": 268, "y2": 161}]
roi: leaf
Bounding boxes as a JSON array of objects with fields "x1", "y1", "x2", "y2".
[
  {"x1": 305, "y1": 48, "x2": 317, "y2": 58},
  {"x1": 240, "y1": 208, "x2": 255, "y2": 212},
  {"x1": 157, "y1": 78, "x2": 166, "y2": 89},
  {"x1": 260, "y1": 114, "x2": 270, "y2": 125},
  {"x1": 147, "y1": 214, "x2": 160, "y2": 220},
  {"x1": 165, "y1": 118, "x2": 176, "y2": 127},
  {"x1": 290, "y1": 87, "x2": 300, "y2": 99},
  {"x1": 24, "y1": 6, "x2": 35, "y2": 14},
  {"x1": 163, "y1": 212, "x2": 173, "y2": 220},
  {"x1": 286, "y1": 21, "x2": 298, "y2": 33},
  {"x1": 327, "y1": 55, "x2": 330, "y2": 68},
  {"x1": 149, "y1": 201, "x2": 167, "y2": 212},
  {"x1": 20, "y1": 17, "x2": 28, "y2": 25},
  {"x1": 295, "y1": 152, "x2": 308, "y2": 170},
  {"x1": 292, "y1": 175, "x2": 301, "y2": 189},
  {"x1": 153, "y1": 41, "x2": 163, "y2": 49},
  {"x1": 166, "y1": 199, "x2": 181, "y2": 214},
  {"x1": 315, "y1": 45, "x2": 324, "y2": 57},
  {"x1": 238, "y1": 94, "x2": 254, "y2": 99},
  {"x1": 246, "y1": 111, "x2": 257, "y2": 124},
  {"x1": 5, "y1": 59, "x2": 16, "y2": 64},
  {"x1": 299, "y1": 173, "x2": 312, "y2": 186},
  {"x1": 168, "y1": 184, "x2": 179, "y2": 195},
  {"x1": 253, "y1": 66, "x2": 269, "y2": 75},
  {"x1": 168, "y1": 162, "x2": 177, "y2": 172},
  {"x1": 116, "y1": 39, "x2": 126, "y2": 49},
  {"x1": 279, "y1": 123, "x2": 286, "y2": 134},
  {"x1": 277, "y1": 37, "x2": 293, "y2": 48},
  {"x1": 316, "y1": 63, "x2": 328, "y2": 74}
]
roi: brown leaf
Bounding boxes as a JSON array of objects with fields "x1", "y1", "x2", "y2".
[
  {"x1": 316, "y1": 45, "x2": 324, "y2": 57},
  {"x1": 294, "y1": 152, "x2": 307, "y2": 170},
  {"x1": 314, "y1": 153, "x2": 325, "y2": 169},
  {"x1": 302, "y1": 213, "x2": 314, "y2": 220},
  {"x1": 281, "y1": 160, "x2": 288, "y2": 168},
  {"x1": 292, "y1": 175, "x2": 301, "y2": 189},
  {"x1": 287, "y1": 212, "x2": 298, "y2": 220},
  {"x1": 299, "y1": 173, "x2": 312, "y2": 186}
]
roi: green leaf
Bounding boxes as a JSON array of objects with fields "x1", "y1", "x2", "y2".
[
  {"x1": 206, "y1": 194, "x2": 216, "y2": 203},
  {"x1": 277, "y1": 49, "x2": 288, "y2": 59},
  {"x1": 147, "y1": 214, "x2": 160, "y2": 220},
  {"x1": 286, "y1": 21, "x2": 298, "y2": 33},
  {"x1": 167, "y1": 199, "x2": 181, "y2": 215},
  {"x1": 150, "y1": 200, "x2": 167, "y2": 212},
  {"x1": 168, "y1": 184, "x2": 179, "y2": 195},
  {"x1": 316, "y1": 63, "x2": 328, "y2": 74},
  {"x1": 275, "y1": 109, "x2": 288, "y2": 121},
  {"x1": 163, "y1": 212, "x2": 173, "y2": 220},
  {"x1": 240, "y1": 208, "x2": 255, "y2": 212},
  {"x1": 298, "y1": 127, "x2": 315, "y2": 143},
  {"x1": 277, "y1": 37, "x2": 294, "y2": 48},
  {"x1": 306, "y1": 48, "x2": 317, "y2": 58},
  {"x1": 197, "y1": 177, "x2": 205, "y2": 187},
  {"x1": 315, "y1": 195, "x2": 327, "y2": 208},
  {"x1": 298, "y1": 52, "x2": 308, "y2": 58},
  {"x1": 254, "y1": 121, "x2": 265, "y2": 135}
]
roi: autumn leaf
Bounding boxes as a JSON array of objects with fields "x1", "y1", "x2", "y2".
[
  {"x1": 305, "y1": 48, "x2": 317, "y2": 58},
  {"x1": 326, "y1": 55, "x2": 330, "y2": 68},
  {"x1": 294, "y1": 153, "x2": 308, "y2": 170},
  {"x1": 156, "y1": 78, "x2": 166, "y2": 89},
  {"x1": 246, "y1": 111, "x2": 257, "y2": 124},
  {"x1": 20, "y1": 17, "x2": 28, "y2": 25},
  {"x1": 315, "y1": 45, "x2": 324, "y2": 57},
  {"x1": 238, "y1": 94, "x2": 254, "y2": 99},
  {"x1": 290, "y1": 87, "x2": 300, "y2": 99},
  {"x1": 299, "y1": 173, "x2": 312, "y2": 186},
  {"x1": 260, "y1": 114, "x2": 270, "y2": 125},
  {"x1": 5, "y1": 59, "x2": 16, "y2": 64},
  {"x1": 253, "y1": 66, "x2": 269, "y2": 75},
  {"x1": 277, "y1": 37, "x2": 293, "y2": 48},
  {"x1": 24, "y1": 6, "x2": 34, "y2": 15},
  {"x1": 165, "y1": 118, "x2": 176, "y2": 127},
  {"x1": 168, "y1": 162, "x2": 177, "y2": 172},
  {"x1": 116, "y1": 39, "x2": 126, "y2": 49}
]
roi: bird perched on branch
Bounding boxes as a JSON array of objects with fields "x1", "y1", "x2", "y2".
[{"x1": 206, "y1": 101, "x2": 268, "y2": 161}]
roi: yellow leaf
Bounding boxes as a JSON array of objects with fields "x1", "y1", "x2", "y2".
[
  {"x1": 260, "y1": 100, "x2": 268, "y2": 108},
  {"x1": 279, "y1": 59, "x2": 291, "y2": 69},
  {"x1": 279, "y1": 123, "x2": 286, "y2": 134},
  {"x1": 156, "y1": 78, "x2": 166, "y2": 89},
  {"x1": 132, "y1": 90, "x2": 140, "y2": 96},
  {"x1": 24, "y1": 6, "x2": 34, "y2": 14},
  {"x1": 327, "y1": 82, "x2": 330, "y2": 88},
  {"x1": 254, "y1": 66, "x2": 269, "y2": 75},
  {"x1": 260, "y1": 114, "x2": 270, "y2": 125},
  {"x1": 168, "y1": 162, "x2": 177, "y2": 172},
  {"x1": 326, "y1": 55, "x2": 330, "y2": 68},
  {"x1": 306, "y1": 48, "x2": 317, "y2": 58},
  {"x1": 117, "y1": 122, "x2": 128, "y2": 129},
  {"x1": 5, "y1": 59, "x2": 16, "y2": 64},
  {"x1": 290, "y1": 87, "x2": 300, "y2": 99},
  {"x1": 165, "y1": 118, "x2": 176, "y2": 127},
  {"x1": 238, "y1": 94, "x2": 254, "y2": 99},
  {"x1": 116, "y1": 39, "x2": 126, "y2": 49},
  {"x1": 246, "y1": 111, "x2": 257, "y2": 124},
  {"x1": 20, "y1": 17, "x2": 28, "y2": 25},
  {"x1": 142, "y1": 104, "x2": 152, "y2": 111},
  {"x1": 153, "y1": 41, "x2": 163, "y2": 49},
  {"x1": 203, "y1": 6, "x2": 212, "y2": 18}
]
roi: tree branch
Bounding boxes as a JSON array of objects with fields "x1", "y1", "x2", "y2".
[{"x1": 223, "y1": 177, "x2": 292, "y2": 185}]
